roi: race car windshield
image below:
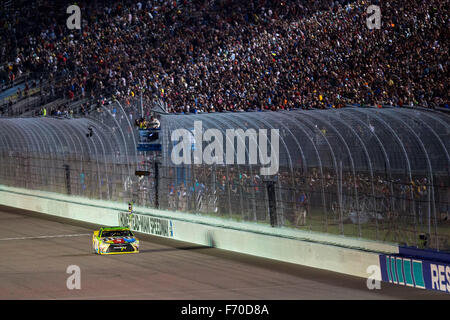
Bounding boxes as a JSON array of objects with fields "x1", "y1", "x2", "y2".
[{"x1": 101, "y1": 230, "x2": 133, "y2": 237}]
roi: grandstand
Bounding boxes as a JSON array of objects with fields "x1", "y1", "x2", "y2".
[{"x1": 0, "y1": 0, "x2": 448, "y2": 117}]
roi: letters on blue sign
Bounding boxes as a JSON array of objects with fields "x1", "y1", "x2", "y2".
[{"x1": 430, "y1": 263, "x2": 450, "y2": 293}]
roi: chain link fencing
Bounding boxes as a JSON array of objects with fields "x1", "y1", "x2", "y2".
[{"x1": 0, "y1": 104, "x2": 449, "y2": 250}]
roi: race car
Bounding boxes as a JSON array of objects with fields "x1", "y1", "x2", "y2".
[{"x1": 92, "y1": 227, "x2": 139, "y2": 255}]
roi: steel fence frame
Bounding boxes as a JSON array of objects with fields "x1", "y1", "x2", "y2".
[{"x1": 0, "y1": 105, "x2": 449, "y2": 250}]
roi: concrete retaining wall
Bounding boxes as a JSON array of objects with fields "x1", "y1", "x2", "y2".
[{"x1": 0, "y1": 185, "x2": 399, "y2": 279}]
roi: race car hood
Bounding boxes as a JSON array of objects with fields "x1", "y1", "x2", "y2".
[{"x1": 101, "y1": 236, "x2": 136, "y2": 244}]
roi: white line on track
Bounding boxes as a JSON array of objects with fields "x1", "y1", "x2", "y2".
[{"x1": 0, "y1": 234, "x2": 91, "y2": 241}]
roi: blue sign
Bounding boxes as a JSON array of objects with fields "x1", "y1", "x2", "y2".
[
  {"x1": 380, "y1": 247, "x2": 450, "y2": 293},
  {"x1": 138, "y1": 129, "x2": 161, "y2": 152},
  {"x1": 137, "y1": 143, "x2": 162, "y2": 152}
]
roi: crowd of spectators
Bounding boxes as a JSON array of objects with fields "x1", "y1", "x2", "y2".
[
  {"x1": 1, "y1": 0, "x2": 448, "y2": 114},
  {"x1": 160, "y1": 162, "x2": 448, "y2": 235}
]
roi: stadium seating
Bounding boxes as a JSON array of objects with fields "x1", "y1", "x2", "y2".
[{"x1": 0, "y1": 0, "x2": 447, "y2": 116}]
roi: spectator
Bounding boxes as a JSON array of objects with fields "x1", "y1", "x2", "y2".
[
  {"x1": 148, "y1": 115, "x2": 160, "y2": 129},
  {"x1": 0, "y1": 0, "x2": 447, "y2": 114}
]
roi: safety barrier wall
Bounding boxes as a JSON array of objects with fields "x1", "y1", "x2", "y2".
[
  {"x1": 0, "y1": 184, "x2": 394, "y2": 280},
  {"x1": 5, "y1": 184, "x2": 449, "y2": 293}
]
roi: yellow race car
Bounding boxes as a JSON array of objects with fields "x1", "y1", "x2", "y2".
[{"x1": 92, "y1": 227, "x2": 139, "y2": 255}]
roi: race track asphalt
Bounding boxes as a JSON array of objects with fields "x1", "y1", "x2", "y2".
[{"x1": 0, "y1": 205, "x2": 448, "y2": 300}]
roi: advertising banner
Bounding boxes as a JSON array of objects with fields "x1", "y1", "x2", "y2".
[
  {"x1": 118, "y1": 212, "x2": 174, "y2": 238},
  {"x1": 379, "y1": 248, "x2": 450, "y2": 293}
]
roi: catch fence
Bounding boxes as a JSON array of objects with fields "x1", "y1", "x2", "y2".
[{"x1": 0, "y1": 104, "x2": 448, "y2": 250}]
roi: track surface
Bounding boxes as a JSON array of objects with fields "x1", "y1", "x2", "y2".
[{"x1": 0, "y1": 206, "x2": 448, "y2": 300}]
